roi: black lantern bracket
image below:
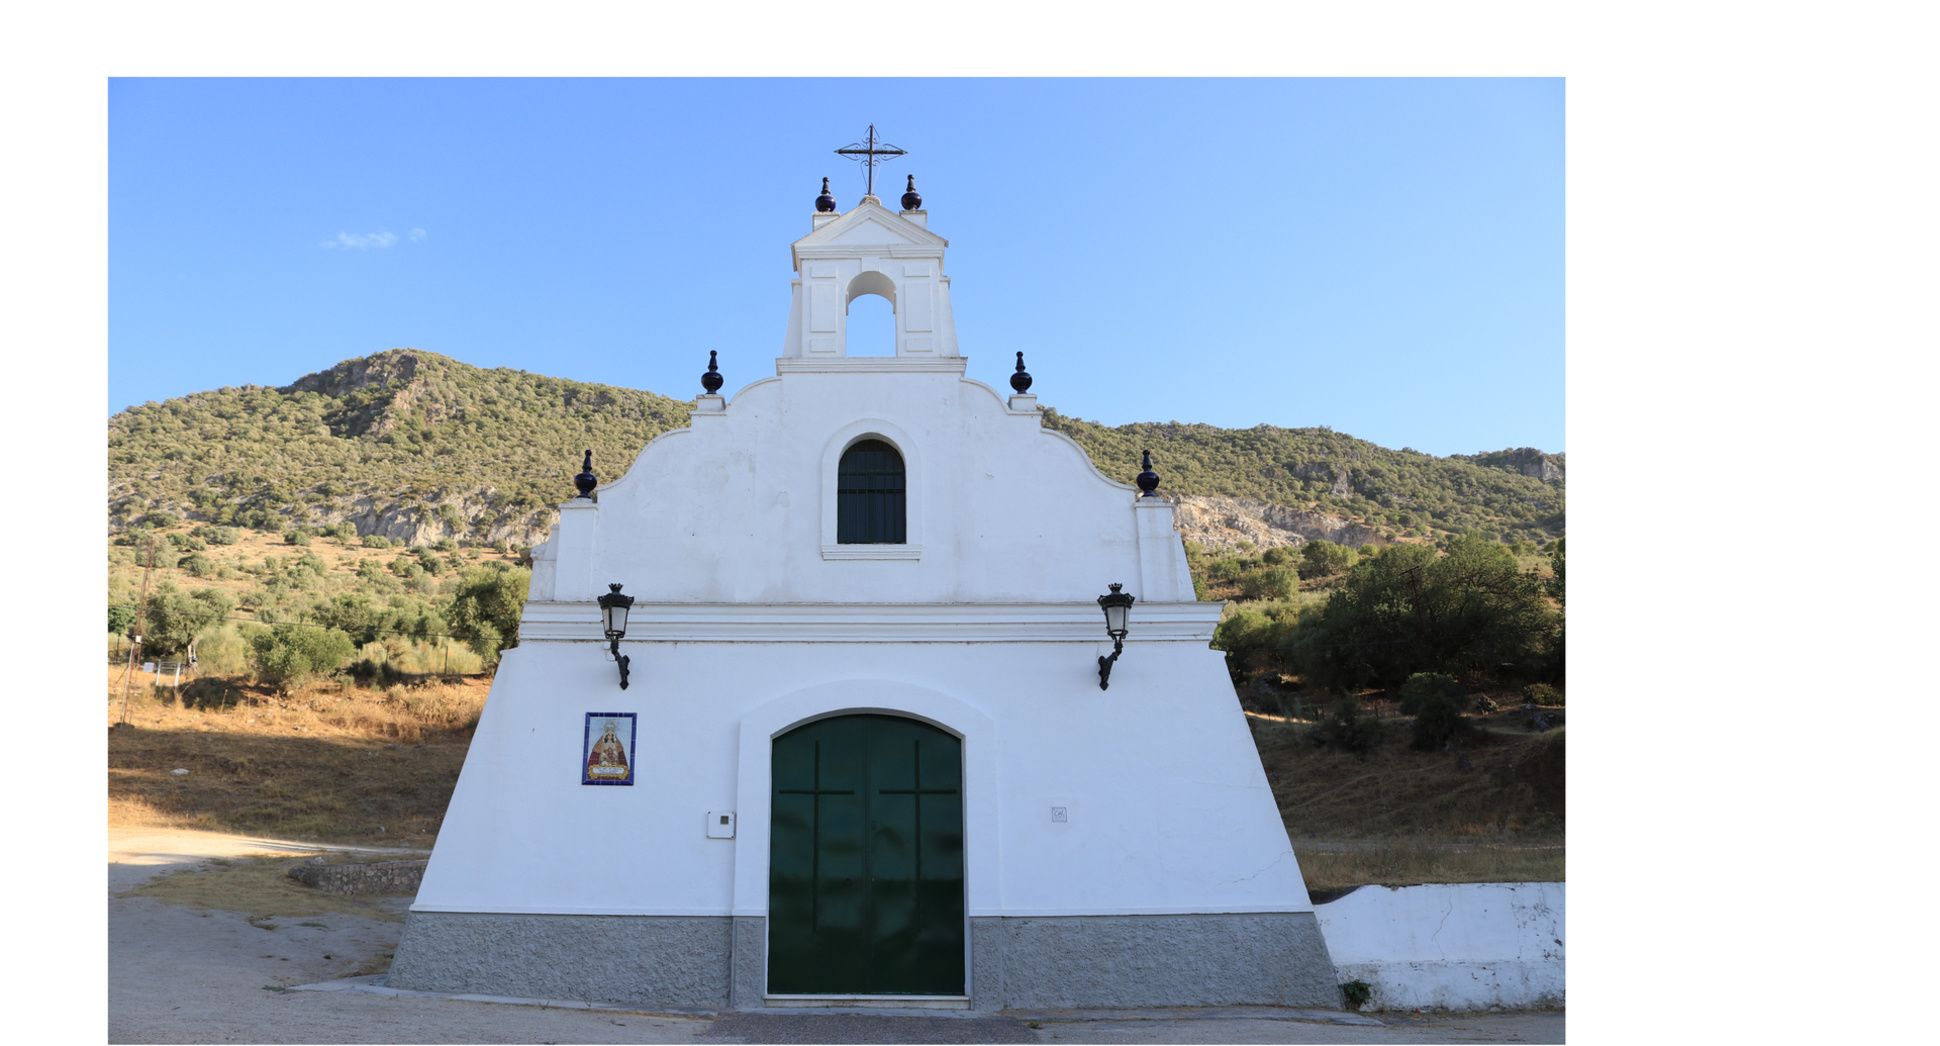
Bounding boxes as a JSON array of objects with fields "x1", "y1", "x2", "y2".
[
  {"x1": 1096, "y1": 582, "x2": 1136, "y2": 690},
  {"x1": 597, "y1": 582, "x2": 636, "y2": 690},
  {"x1": 610, "y1": 637, "x2": 631, "y2": 690}
]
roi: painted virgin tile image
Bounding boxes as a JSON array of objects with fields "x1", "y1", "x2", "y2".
[{"x1": 582, "y1": 713, "x2": 636, "y2": 786}]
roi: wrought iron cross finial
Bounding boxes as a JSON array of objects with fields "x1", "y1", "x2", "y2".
[{"x1": 834, "y1": 124, "x2": 907, "y2": 198}]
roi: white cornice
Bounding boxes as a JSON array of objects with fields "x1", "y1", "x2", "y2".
[
  {"x1": 518, "y1": 600, "x2": 1225, "y2": 643},
  {"x1": 775, "y1": 357, "x2": 967, "y2": 375}
]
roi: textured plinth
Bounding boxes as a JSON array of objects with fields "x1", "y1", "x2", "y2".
[
  {"x1": 390, "y1": 911, "x2": 1338, "y2": 1012},
  {"x1": 969, "y1": 913, "x2": 1338, "y2": 1011},
  {"x1": 387, "y1": 912, "x2": 733, "y2": 1010}
]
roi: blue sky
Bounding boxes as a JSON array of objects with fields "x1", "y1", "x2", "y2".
[{"x1": 109, "y1": 78, "x2": 1562, "y2": 455}]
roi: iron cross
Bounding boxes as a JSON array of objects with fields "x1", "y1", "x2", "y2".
[{"x1": 834, "y1": 124, "x2": 907, "y2": 198}]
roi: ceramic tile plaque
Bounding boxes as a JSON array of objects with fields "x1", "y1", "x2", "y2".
[{"x1": 582, "y1": 712, "x2": 636, "y2": 786}]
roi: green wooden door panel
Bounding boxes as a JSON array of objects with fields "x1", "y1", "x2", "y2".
[{"x1": 768, "y1": 715, "x2": 964, "y2": 995}]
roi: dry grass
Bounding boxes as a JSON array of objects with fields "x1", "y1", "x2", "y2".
[
  {"x1": 125, "y1": 855, "x2": 411, "y2": 922},
  {"x1": 1254, "y1": 716, "x2": 1564, "y2": 839},
  {"x1": 1296, "y1": 840, "x2": 1564, "y2": 898},
  {"x1": 1252, "y1": 713, "x2": 1564, "y2": 890},
  {"x1": 108, "y1": 674, "x2": 489, "y2": 846}
]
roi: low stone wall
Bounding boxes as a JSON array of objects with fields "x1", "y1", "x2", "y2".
[
  {"x1": 287, "y1": 859, "x2": 426, "y2": 896},
  {"x1": 1315, "y1": 882, "x2": 1564, "y2": 1012}
]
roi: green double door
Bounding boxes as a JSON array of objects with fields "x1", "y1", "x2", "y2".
[{"x1": 768, "y1": 714, "x2": 965, "y2": 996}]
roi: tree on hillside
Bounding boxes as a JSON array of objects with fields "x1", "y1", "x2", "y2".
[
  {"x1": 447, "y1": 564, "x2": 531, "y2": 668},
  {"x1": 1290, "y1": 536, "x2": 1557, "y2": 692},
  {"x1": 1548, "y1": 538, "x2": 1565, "y2": 605},
  {"x1": 1297, "y1": 539, "x2": 1355, "y2": 579},
  {"x1": 140, "y1": 584, "x2": 233, "y2": 658},
  {"x1": 108, "y1": 602, "x2": 137, "y2": 638}
]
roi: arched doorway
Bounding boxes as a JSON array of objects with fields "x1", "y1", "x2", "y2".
[{"x1": 768, "y1": 714, "x2": 965, "y2": 996}]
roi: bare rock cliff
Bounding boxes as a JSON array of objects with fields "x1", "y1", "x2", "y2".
[{"x1": 1170, "y1": 495, "x2": 1384, "y2": 551}]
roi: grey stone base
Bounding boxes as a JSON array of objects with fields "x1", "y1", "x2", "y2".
[
  {"x1": 389, "y1": 910, "x2": 1338, "y2": 1012},
  {"x1": 969, "y1": 913, "x2": 1338, "y2": 1011},
  {"x1": 387, "y1": 912, "x2": 734, "y2": 1010}
]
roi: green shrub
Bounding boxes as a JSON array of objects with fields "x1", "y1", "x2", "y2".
[
  {"x1": 362, "y1": 534, "x2": 393, "y2": 549},
  {"x1": 178, "y1": 552, "x2": 217, "y2": 578},
  {"x1": 248, "y1": 624, "x2": 356, "y2": 692},
  {"x1": 1213, "y1": 603, "x2": 1301, "y2": 685},
  {"x1": 283, "y1": 529, "x2": 311, "y2": 546},
  {"x1": 1410, "y1": 692, "x2": 1471, "y2": 751},
  {"x1": 192, "y1": 525, "x2": 240, "y2": 545},
  {"x1": 1340, "y1": 980, "x2": 1373, "y2": 1011},
  {"x1": 1298, "y1": 539, "x2": 1355, "y2": 579},
  {"x1": 167, "y1": 532, "x2": 207, "y2": 551},
  {"x1": 1523, "y1": 683, "x2": 1563, "y2": 707},
  {"x1": 1397, "y1": 672, "x2": 1466, "y2": 715},
  {"x1": 1238, "y1": 565, "x2": 1300, "y2": 602},
  {"x1": 1309, "y1": 697, "x2": 1383, "y2": 756},
  {"x1": 193, "y1": 623, "x2": 254, "y2": 676}
]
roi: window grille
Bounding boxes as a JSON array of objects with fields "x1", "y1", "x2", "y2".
[{"x1": 837, "y1": 439, "x2": 907, "y2": 544}]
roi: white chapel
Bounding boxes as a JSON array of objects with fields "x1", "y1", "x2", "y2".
[{"x1": 387, "y1": 173, "x2": 1339, "y2": 1011}]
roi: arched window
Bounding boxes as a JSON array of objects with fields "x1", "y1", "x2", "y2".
[{"x1": 837, "y1": 439, "x2": 907, "y2": 544}]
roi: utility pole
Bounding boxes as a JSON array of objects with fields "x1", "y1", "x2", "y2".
[{"x1": 117, "y1": 536, "x2": 158, "y2": 727}]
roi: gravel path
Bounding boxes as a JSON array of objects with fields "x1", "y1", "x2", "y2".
[{"x1": 108, "y1": 828, "x2": 1563, "y2": 1044}]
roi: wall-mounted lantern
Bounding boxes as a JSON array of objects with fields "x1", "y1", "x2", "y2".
[
  {"x1": 1096, "y1": 582, "x2": 1136, "y2": 690},
  {"x1": 598, "y1": 583, "x2": 635, "y2": 689}
]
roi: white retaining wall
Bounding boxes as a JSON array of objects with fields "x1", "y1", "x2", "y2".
[{"x1": 1315, "y1": 882, "x2": 1564, "y2": 1011}]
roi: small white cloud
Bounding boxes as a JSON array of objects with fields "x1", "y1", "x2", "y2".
[
  {"x1": 322, "y1": 230, "x2": 400, "y2": 250},
  {"x1": 408, "y1": 228, "x2": 428, "y2": 243}
]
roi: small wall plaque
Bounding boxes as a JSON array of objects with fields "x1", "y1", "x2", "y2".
[{"x1": 582, "y1": 713, "x2": 637, "y2": 786}]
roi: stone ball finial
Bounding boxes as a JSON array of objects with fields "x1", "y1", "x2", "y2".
[
  {"x1": 574, "y1": 449, "x2": 597, "y2": 499},
  {"x1": 1136, "y1": 449, "x2": 1160, "y2": 498},
  {"x1": 701, "y1": 350, "x2": 723, "y2": 395},
  {"x1": 815, "y1": 177, "x2": 837, "y2": 213},
  {"x1": 901, "y1": 173, "x2": 922, "y2": 211},
  {"x1": 1010, "y1": 351, "x2": 1033, "y2": 393}
]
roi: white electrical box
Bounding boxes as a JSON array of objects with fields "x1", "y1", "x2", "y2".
[{"x1": 706, "y1": 810, "x2": 736, "y2": 839}]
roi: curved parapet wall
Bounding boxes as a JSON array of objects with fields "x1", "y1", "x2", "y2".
[
  {"x1": 530, "y1": 369, "x2": 1193, "y2": 607},
  {"x1": 1316, "y1": 882, "x2": 1565, "y2": 1011}
]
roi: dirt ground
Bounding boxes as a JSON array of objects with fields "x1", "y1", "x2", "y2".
[{"x1": 107, "y1": 828, "x2": 1563, "y2": 1044}]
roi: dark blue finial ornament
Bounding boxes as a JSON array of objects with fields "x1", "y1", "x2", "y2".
[
  {"x1": 1135, "y1": 450, "x2": 1160, "y2": 497},
  {"x1": 815, "y1": 177, "x2": 836, "y2": 213},
  {"x1": 574, "y1": 449, "x2": 597, "y2": 499},
  {"x1": 901, "y1": 174, "x2": 922, "y2": 211},
  {"x1": 701, "y1": 350, "x2": 723, "y2": 395},
  {"x1": 1010, "y1": 351, "x2": 1033, "y2": 393}
]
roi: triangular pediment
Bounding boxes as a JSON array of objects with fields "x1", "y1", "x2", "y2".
[{"x1": 791, "y1": 198, "x2": 948, "y2": 265}]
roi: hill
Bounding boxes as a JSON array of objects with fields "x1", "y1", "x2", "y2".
[{"x1": 109, "y1": 349, "x2": 1563, "y2": 549}]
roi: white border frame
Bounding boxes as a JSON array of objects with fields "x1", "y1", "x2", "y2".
[{"x1": 818, "y1": 418, "x2": 923, "y2": 559}]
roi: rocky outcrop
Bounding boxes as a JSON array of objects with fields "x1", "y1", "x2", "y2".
[
  {"x1": 1170, "y1": 495, "x2": 1384, "y2": 551},
  {"x1": 1458, "y1": 447, "x2": 1565, "y2": 485},
  {"x1": 297, "y1": 492, "x2": 555, "y2": 548}
]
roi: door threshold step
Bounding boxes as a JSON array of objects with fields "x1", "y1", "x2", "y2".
[{"x1": 764, "y1": 995, "x2": 971, "y2": 1010}]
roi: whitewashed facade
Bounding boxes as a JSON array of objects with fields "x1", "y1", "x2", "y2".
[{"x1": 388, "y1": 193, "x2": 1337, "y2": 1011}]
